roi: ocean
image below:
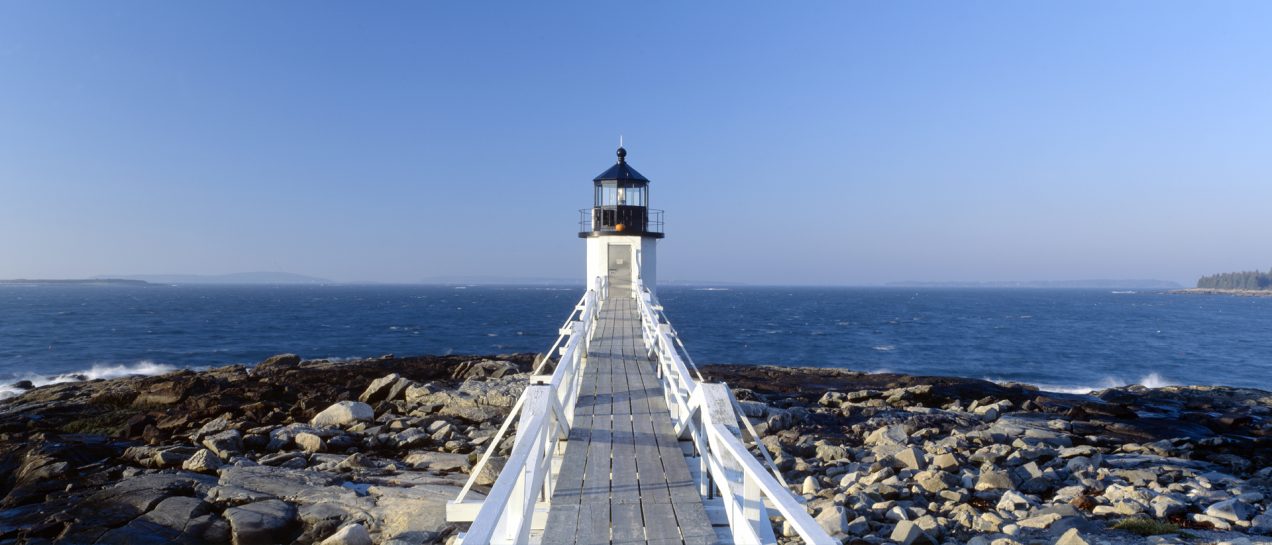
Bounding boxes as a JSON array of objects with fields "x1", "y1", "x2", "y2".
[{"x1": 1, "y1": 284, "x2": 1269, "y2": 398}]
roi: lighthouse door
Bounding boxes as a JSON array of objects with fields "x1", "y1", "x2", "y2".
[{"x1": 607, "y1": 244, "x2": 632, "y2": 294}]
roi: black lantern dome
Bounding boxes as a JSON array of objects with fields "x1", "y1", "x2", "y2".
[{"x1": 579, "y1": 147, "x2": 664, "y2": 238}]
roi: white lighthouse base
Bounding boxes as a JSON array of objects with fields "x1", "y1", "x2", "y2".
[{"x1": 585, "y1": 236, "x2": 657, "y2": 298}]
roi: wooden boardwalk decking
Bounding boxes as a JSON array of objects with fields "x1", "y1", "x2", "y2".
[{"x1": 541, "y1": 295, "x2": 720, "y2": 545}]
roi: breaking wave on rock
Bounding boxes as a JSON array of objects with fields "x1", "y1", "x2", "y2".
[{"x1": 1, "y1": 361, "x2": 176, "y2": 400}]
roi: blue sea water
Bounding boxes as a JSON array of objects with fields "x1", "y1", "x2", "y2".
[{"x1": 1, "y1": 284, "x2": 1269, "y2": 397}]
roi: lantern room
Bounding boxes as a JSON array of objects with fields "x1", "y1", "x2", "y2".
[{"x1": 579, "y1": 147, "x2": 664, "y2": 239}]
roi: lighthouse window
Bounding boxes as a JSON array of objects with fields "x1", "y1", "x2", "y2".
[
  {"x1": 624, "y1": 186, "x2": 646, "y2": 206},
  {"x1": 598, "y1": 183, "x2": 619, "y2": 206}
]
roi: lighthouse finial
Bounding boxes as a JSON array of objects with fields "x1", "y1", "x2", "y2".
[{"x1": 616, "y1": 136, "x2": 627, "y2": 163}]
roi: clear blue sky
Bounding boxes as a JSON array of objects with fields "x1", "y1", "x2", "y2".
[{"x1": 2, "y1": 2, "x2": 1269, "y2": 285}]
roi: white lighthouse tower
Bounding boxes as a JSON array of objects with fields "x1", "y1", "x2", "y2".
[{"x1": 580, "y1": 146, "x2": 664, "y2": 298}]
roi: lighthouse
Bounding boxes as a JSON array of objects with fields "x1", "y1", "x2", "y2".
[{"x1": 580, "y1": 146, "x2": 664, "y2": 298}]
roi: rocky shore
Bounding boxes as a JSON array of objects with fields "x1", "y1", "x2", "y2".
[
  {"x1": 0, "y1": 355, "x2": 1268, "y2": 545},
  {"x1": 1170, "y1": 289, "x2": 1272, "y2": 298}
]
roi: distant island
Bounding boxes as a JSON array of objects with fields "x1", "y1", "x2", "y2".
[
  {"x1": 886, "y1": 279, "x2": 1182, "y2": 289},
  {"x1": 0, "y1": 278, "x2": 150, "y2": 286},
  {"x1": 1173, "y1": 268, "x2": 1272, "y2": 297},
  {"x1": 1196, "y1": 268, "x2": 1272, "y2": 291},
  {"x1": 99, "y1": 272, "x2": 332, "y2": 285}
]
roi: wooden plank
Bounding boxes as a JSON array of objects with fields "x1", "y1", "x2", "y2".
[
  {"x1": 642, "y1": 503, "x2": 682, "y2": 542},
  {"x1": 550, "y1": 415, "x2": 592, "y2": 505},
  {"x1": 581, "y1": 416, "x2": 612, "y2": 504},
  {"x1": 672, "y1": 501, "x2": 719, "y2": 540},
  {"x1": 610, "y1": 415, "x2": 640, "y2": 505},
  {"x1": 611, "y1": 503, "x2": 645, "y2": 544},
  {"x1": 575, "y1": 502, "x2": 610, "y2": 545},
  {"x1": 631, "y1": 416, "x2": 671, "y2": 505},
  {"x1": 611, "y1": 360, "x2": 633, "y2": 416},
  {"x1": 622, "y1": 316, "x2": 653, "y2": 417},
  {"x1": 540, "y1": 503, "x2": 581, "y2": 545},
  {"x1": 649, "y1": 414, "x2": 701, "y2": 504},
  {"x1": 593, "y1": 363, "x2": 614, "y2": 415},
  {"x1": 682, "y1": 534, "x2": 723, "y2": 545}
]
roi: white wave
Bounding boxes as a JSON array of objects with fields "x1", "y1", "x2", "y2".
[
  {"x1": 990, "y1": 372, "x2": 1177, "y2": 394},
  {"x1": 1137, "y1": 372, "x2": 1175, "y2": 388},
  {"x1": 1, "y1": 361, "x2": 176, "y2": 400},
  {"x1": 872, "y1": 345, "x2": 897, "y2": 352}
]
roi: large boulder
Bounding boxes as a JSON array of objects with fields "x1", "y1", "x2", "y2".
[
  {"x1": 815, "y1": 505, "x2": 849, "y2": 536},
  {"x1": 451, "y1": 359, "x2": 520, "y2": 380},
  {"x1": 1056, "y1": 528, "x2": 1090, "y2": 545},
  {"x1": 223, "y1": 499, "x2": 298, "y2": 545},
  {"x1": 60, "y1": 473, "x2": 218, "y2": 543},
  {"x1": 132, "y1": 378, "x2": 193, "y2": 407},
  {"x1": 94, "y1": 496, "x2": 229, "y2": 544},
  {"x1": 975, "y1": 469, "x2": 1015, "y2": 491},
  {"x1": 359, "y1": 374, "x2": 414, "y2": 404},
  {"x1": 310, "y1": 401, "x2": 375, "y2": 428},
  {"x1": 890, "y1": 520, "x2": 933, "y2": 545},
  {"x1": 295, "y1": 432, "x2": 325, "y2": 453},
  {"x1": 183, "y1": 448, "x2": 224, "y2": 474},
  {"x1": 215, "y1": 465, "x2": 344, "y2": 501},
  {"x1": 255, "y1": 353, "x2": 302, "y2": 373},
  {"x1": 369, "y1": 482, "x2": 464, "y2": 544},
  {"x1": 404, "y1": 451, "x2": 470, "y2": 472},
  {"x1": 891, "y1": 446, "x2": 927, "y2": 470},
  {"x1": 410, "y1": 376, "x2": 524, "y2": 423},
  {"x1": 320, "y1": 523, "x2": 373, "y2": 545},
  {"x1": 1205, "y1": 498, "x2": 1256, "y2": 522},
  {"x1": 202, "y1": 430, "x2": 243, "y2": 460}
]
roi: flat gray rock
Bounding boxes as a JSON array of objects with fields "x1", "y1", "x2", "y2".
[
  {"x1": 95, "y1": 496, "x2": 228, "y2": 545},
  {"x1": 403, "y1": 450, "x2": 470, "y2": 472},
  {"x1": 223, "y1": 499, "x2": 298, "y2": 545},
  {"x1": 218, "y1": 465, "x2": 344, "y2": 500}
]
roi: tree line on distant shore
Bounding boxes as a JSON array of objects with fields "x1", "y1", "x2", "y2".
[{"x1": 1196, "y1": 268, "x2": 1272, "y2": 290}]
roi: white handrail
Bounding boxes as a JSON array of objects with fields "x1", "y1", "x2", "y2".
[
  {"x1": 708, "y1": 422, "x2": 837, "y2": 545},
  {"x1": 634, "y1": 281, "x2": 835, "y2": 545},
  {"x1": 447, "y1": 277, "x2": 604, "y2": 544}
]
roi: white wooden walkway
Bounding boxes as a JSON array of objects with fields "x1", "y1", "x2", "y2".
[
  {"x1": 447, "y1": 281, "x2": 834, "y2": 545},
  {"x1": 541, "y1": 295, "x2": 720, "y2": 545}
]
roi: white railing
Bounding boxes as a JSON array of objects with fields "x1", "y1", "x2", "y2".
[
  {"x1": 446, "y1": 277, "x2": 605, "y2": 545},
  {"x1": 636, "y1": 284, "x2": 836, "y2": 545}
]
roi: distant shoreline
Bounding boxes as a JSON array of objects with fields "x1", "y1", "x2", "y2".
[
  {"x1": 1171, "y1": 287, "x2": 1272, "y2": 297},
  {"x1": 0, "y1": 278, "x2": 151, "y2": 286}
]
